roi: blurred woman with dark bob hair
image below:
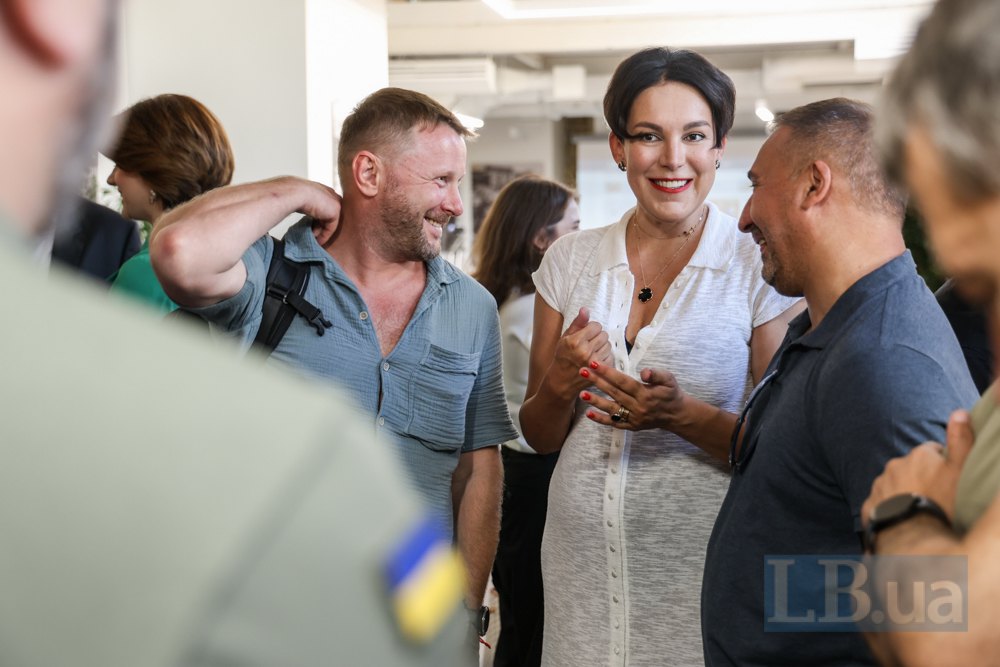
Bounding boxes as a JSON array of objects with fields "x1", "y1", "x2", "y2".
[
  {"x1": 472, "y1": 175, "x2": 579, "y2": 667},
  {"x1": 105, "y1": 93, "x2": 234, "y2": 312},
  {"x1": 519, "y1": 48, "x2": 801, "y2": 664}
]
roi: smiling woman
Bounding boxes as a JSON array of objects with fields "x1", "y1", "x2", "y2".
[{"x1": 517, "y1": 47, "x2": 802, "y2": 666}]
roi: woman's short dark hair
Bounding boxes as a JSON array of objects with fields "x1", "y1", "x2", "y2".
[
  {"x1": 472, "y1": 175, "x2": 578, "y2": 307},
  {"x1": 603, "y1": 47, "x2": 735, "y2": 148},
  {"x1": 107, "y1": 94, "x2": 234, "y2": 211}
]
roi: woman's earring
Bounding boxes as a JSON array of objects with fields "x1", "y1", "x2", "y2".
[
  {"x1": 715, "y1": 159, "x2": 721, "y2": 170},
  {"x1": 617, "y1": 160, "x2": 627, "y2": 172},
  {"x1": 149, "y1": 190, "x2": 158, "y2": 205}
]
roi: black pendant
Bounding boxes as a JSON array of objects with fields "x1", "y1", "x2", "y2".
[{"x1": 638, "y1": 287, "x2": 653, "y2": 302}]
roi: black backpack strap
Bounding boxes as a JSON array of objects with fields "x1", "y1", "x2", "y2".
[{"x1": 252, "y1": 235, "x2": 332, "y2": 354}]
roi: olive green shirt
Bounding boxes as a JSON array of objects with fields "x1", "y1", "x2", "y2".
[
  {"x1": 0, "y1": 220, "x2": 466, "y2": 667},
  {"x1": 954, "y1": 383, "x2": 1000, "y2": 532}
]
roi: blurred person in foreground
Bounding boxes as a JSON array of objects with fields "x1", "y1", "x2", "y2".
[
  {"x1": 518, "y1": 47, "x2": 801, "y2": 665},
  {"x1": 0, "y1": 0, "x2": 465, "y2": 664},
  {"x1": 471, "y1": 175, "x2": 580, "y2": 667},
  {"x1": 862, "y1": 0, "x2": 1000, "y2": 664},
  {"x1": 105, "y1": 93, "x2": 235, "y2": 313}
]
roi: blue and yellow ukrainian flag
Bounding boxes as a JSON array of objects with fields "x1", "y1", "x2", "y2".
[{"x1": 384, "y1": 517, "x2": 465, "y2": 643}]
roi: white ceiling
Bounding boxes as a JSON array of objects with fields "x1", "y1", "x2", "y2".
[{"x1": 386, "y1": 0, "x2": 935, "y2": 135}]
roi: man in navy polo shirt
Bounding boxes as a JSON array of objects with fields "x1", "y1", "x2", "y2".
[{"x1": 700, "y1": 98, "x2": 977, "y2": 666}]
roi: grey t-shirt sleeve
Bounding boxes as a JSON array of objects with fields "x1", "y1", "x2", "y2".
[{"x1": 187, "y1": 235, "x2": 274, "y2": 346}]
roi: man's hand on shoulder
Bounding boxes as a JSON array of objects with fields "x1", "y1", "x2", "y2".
[{"x1": 301, "y1": 181, "x2": 342, "y2": 247}]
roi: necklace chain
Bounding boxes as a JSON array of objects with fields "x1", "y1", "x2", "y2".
[{"x1": 632, "y1": 206, "x2": 705, "y2": 303}]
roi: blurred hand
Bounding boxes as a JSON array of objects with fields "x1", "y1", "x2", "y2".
[{"x1": 862, "y1": 410, "x2": 975, "y2": 525}]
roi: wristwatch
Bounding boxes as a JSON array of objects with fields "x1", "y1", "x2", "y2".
[
  {"x1": 863, "y1": 492, "x2": 951, "y2": 553},
  {"x1": 469, "y1": 604, "x2": 490, "y2": 637}
]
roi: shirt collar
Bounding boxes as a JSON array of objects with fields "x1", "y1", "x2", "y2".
[
  {"x1": 590, "y1": 201, "x2": 736, "y2": 276},
  {"x1": 789, "y1": 250, "x2": 917, "y2": 350},
  {"x1": 282, "y1": 216, "x2": 460, "y2": 286}
]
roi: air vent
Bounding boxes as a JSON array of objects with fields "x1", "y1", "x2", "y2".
[{"x1": 389, "y1": 58, "x2": 498, "y2": 95}]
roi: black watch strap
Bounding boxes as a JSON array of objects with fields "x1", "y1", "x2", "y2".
[
  {"x1": 864, "y1": 493, "x2": 951, "y2": 553},
  {"x1": 468, "y1": 604, "x2": 490, "y2": 637}
]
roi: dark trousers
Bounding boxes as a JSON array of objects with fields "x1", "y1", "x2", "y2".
[{"x1": 492, "y1": 447, "x2": 559, "y2": 667}]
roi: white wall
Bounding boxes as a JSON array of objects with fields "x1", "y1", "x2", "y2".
[
  {"x1": 107, "y1": 0, "x2": 389, "y2": 231},
  {"x1": 120, "y1": 1, "x2": 310, "y2": 186},
  {"x1": 308, "y1": 0, "x2": 389, "y2": 190}
]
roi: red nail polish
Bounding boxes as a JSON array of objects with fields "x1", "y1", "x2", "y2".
[
  {"x1": 590, "y1": 360, "x2": 599, "y2": 370},
  {"x1": 580, "y1": 369, "x2": 590, "y2": 379},
  {"x1": 586, "y1": 411, "x2": 596, "y2": 419},
  {"x1": 581, "y1": 391, "x2": 591, "y2": 401}
]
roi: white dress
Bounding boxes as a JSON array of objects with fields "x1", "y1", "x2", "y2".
[{"x1": 533, "y1": 204, "x2": 799, "y2": 667}]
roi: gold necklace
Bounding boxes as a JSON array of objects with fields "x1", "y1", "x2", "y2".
[{"x1": 632, "y1": 206, "x2": 705, "y2": 303}]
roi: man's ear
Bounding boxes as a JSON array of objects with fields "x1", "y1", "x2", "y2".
[
  {"x1": 2, "y1": 0, "x2": 108, "y2": 67},
  {"x1": 352, "y1": 151, "x2": 382, "y2": 197},
  {"x1": 801, "y1": 159, "x2": 833, "y2": 210}
]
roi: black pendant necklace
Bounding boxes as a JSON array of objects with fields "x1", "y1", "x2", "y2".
[{"x1": 632, "y1": 207, "x2": 705, "y2": 303}]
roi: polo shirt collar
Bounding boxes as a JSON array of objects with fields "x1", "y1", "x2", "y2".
[
  {"x1": 281, "y1": 216, "x2": 459, "y2": 286},
  {"x1": 790, "y1": 250, "x2": 916, "y2": 350},
  {"x1": 590, "y1": 201, "x2": 736, "y2": 276}
]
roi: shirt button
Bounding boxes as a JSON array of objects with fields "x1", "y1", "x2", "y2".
[
  {"x1": 618, "y1": 361, "x2": 625, "y2": 370},
  {"x1": 608, "y1": 491, "x2": 614, "y2": 500},
  {"x1": 377, "y1": 417, "x2": 385, "y2": 426},
  {"x1": 615, "y1": 619, "x2": 621, "y2": 629},
  {"x1": 650, "y1": 320, "x2": 658, "y2": 326},
  {"x1": 611, "y1": 466, "x2": 618, "y2": 474},
  {"x1": 359, "y1": 311, "x2": 368, "y2": 320},
  {"x1": 607, "y1": 519, "x2": 613, "y2": 527},
  {"x1": 611, "y1": 570, "x2": 618, "y2": 578},
  {"x1": 382, "y1": 362, "x2": 390, "y2": 371},
  {"x1": 613, "y1": 595, "x2": 619, "y2": 604},
  {"x1": 610, "y1": 545, "x2": 616, "y2": 553},
  {"x1": 614, "y1": 647, "x2": 621, "y2": 655}
]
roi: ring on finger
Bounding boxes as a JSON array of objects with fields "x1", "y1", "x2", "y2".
[{"x1": 611, "y1": 405, "x2": 631, "y2": 424}]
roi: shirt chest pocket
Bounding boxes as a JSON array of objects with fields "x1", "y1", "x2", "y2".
[{"x1": 407, "y1": 345, "x2": 480, "y2": 451}]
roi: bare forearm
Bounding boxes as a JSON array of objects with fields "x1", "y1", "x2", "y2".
[
  {"x1": 150, "y1": 176, "x2": 324, "y2": 305},
  {"x1": 520, "y1": 372, "x2": 579, "y2": 454},
  {"x1": 663, "y1": 395, "x2": 737, "y2": 462},
  {"x1": 452, "y1": 450, "x2": 503, "y2": 607}
]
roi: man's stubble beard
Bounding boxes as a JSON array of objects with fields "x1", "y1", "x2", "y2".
[{"x1": 378, "y1": 189, "x2": 442, "y2": 264}]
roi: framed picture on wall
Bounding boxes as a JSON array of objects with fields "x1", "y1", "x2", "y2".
[{"x1": 471, "y1": 163, "x2": 542, "y2": 234}]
